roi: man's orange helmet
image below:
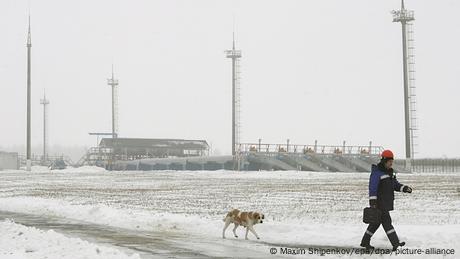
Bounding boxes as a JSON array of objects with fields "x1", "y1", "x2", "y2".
[{"x1": 381, "y1": 150, "x2": 394, "y2": 160}]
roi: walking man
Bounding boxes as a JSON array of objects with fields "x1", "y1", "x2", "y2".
[{"x1": 360, "y1": 150, "x2": 413, "y2": 251}]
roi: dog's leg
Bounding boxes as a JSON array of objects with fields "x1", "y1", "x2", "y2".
[
  {"x1": 232, "y1": 224, "x2": 239, "y2": 238},
  {"x1": 248, "y1": 225, "x2": 260, "y2": 240},
  {"x1": 245, "y1": 226, "x2": 249, "y2": 240},
  {"x1": 222, "y1": 218, "x2": 231, "y2": 239}
]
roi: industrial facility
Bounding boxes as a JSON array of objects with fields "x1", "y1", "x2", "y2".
[
  {"x1": 73, "y1": 0, "x2": 424, "y2": 172},
  {"x1": 111, "y1": 142, "x2": 387, "y2": 172},
  {"x1": 13, "y1": 0, "x2": 459, "y2": 173},
  {"x1": 78, "y1": 138, "x2": 209, "y2": 168}
]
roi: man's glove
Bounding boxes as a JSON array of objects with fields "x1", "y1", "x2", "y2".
[
  {"x1": 369, "y1": 198, "x2": 377, "y2": 208},
  {"x1": 403, "y1": 186, "x2": 412, "y2": 193}
]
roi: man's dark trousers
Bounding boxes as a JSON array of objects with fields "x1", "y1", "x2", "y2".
[{"x1": 361, "y1": 210, "x2": 400, "y2": 246}]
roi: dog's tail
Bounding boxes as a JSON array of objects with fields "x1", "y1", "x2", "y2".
[{"x1": 222, "y1": 212, "x2": 231, "y2": 222}]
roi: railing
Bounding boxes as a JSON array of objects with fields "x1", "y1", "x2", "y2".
[
  {"x1": 76, "y1": 147, "x2": 113, "y2": 166},
  {"x1": 238, "y1": 143, "x2": 383, "y2": 156},
  {"x1": 18, "y1": 154, "x2": 74, "y2": 167}
]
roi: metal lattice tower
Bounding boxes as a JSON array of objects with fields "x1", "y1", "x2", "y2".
[
  {"x1": 407, "y1": 22, "x2": 418, "y2": 160},
  {"x1": 26, "y1": 15, "x2": 32, "y2": 171},
  {"x1": 392, "y1": 0, "x2": 418, "y2": 170},
  {"x1": 225, "y1": 33, "x2": 242, "y2": 157},
  {"x1": 107, "y1": 65, "x2": 119, "y2": 139},
  {"x1": 40, "y1": 91, "x2": 50, "y2": 163}
]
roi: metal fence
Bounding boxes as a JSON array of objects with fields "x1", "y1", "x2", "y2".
[
  {"x1": 395, "y1": 158, "x2": 460, "y2": 173},
  {"x1": 18, "y1": 154, "x2": 74, "y2": 167},
  {"x1": 411, "y1": 159, "x2": 460, "y2": 173}
]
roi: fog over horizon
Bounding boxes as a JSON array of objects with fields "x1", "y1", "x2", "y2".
[{"x1": 1, "y1": 0, "x2": 460, "y2": 159}]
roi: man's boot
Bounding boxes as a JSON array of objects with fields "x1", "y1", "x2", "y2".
[
  {"x1": 386, "y1": 228, "x2": 405, "y2": 251},
  {"x1": 360, "y1": 230, "x2": 375, "y2": 250},
  {"x1": 392, "y1": 241, "x2": 405, "y2": 251}
]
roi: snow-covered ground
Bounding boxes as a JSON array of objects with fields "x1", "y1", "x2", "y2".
[
  {"x1": 0, "y1": 167, "x2": 459, "y2": 258},
  {"x1": 0, "y1": 219, "x2": 140, "y2": 259}
]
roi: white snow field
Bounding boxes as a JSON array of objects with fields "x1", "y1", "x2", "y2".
[
  {"x1": 0, "y1": 219, "x2": 140, "y2": 259},
  {"x1": 0, "y1": 167, "x2": 459, "y2": 258}
]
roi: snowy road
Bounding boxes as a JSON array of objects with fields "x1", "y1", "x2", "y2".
[{"x1": 0, "y1": 167, "x2": 459, "y2": 258}]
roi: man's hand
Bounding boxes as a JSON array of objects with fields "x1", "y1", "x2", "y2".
[
  {"x1": 369, "y1": 198, "x2": 377, "y2": 208},
  {"x1": 403, "y1": 186, "x2": 412, "y2": 193}
]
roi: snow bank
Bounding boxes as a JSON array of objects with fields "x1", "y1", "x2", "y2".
[
  {"x1": 16, "y1": 165, "x2": 107, "y2": 173},
  {"x1": 0, "y1": 197, "x2": 203, "y2": 233},
  {"x1": 0, "y1": 219, "x2": 140, "y2": 259}
]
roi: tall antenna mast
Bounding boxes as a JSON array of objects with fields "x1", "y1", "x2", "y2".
[
  {"x1": 107, "y1": 65, "x2": 119, "y2": 139},
  {"x1": 40, "y1": 91, "x2": 50, "y2": 164},
  {"x1": 392, "y1": 0, "x2": 418, "y2": 171},
  {"x1": 225, "y1": 30, "x2": 242, "y2": 157},
  {"x1": 26, "y1": 14, "x2": 32, "y2": 171}
]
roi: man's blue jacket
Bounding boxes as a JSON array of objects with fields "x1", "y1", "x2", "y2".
[{"x1": 369, "y1": 164, "x2": 406, "y2": 211}]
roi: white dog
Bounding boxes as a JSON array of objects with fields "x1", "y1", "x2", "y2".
[{"x1": 222, "y1": 209, "x2": 265, "y2": 240}]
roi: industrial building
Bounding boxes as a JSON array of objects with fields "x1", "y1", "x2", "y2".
[
  {"x1": 78, "y1": 138, "x2": 210, "y2": 168},
  {"x1": 100, "y1": 138, "x2": 209, "y2": 159}
]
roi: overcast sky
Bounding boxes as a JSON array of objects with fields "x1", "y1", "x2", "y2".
[{"x1": 0, "y1": 0, "x2": 459, "y2": 158}]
